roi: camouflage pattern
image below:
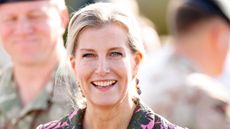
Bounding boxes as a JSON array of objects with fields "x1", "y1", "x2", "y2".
[
  {"x1": 139, "y1": 45, "x2": 230, "y2": 129},
  {"x1": 0, "y1": 46, "x2": 10, "y2": 72},
  {"x1": 0, "y1": 66, "x2": 74, "y2": 129}
]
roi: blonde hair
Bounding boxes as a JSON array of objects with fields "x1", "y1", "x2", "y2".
[
  {"x1": 65, "y1": 3, "x2": 145, "y2": 108},
  {"x1": 66, "y1": 2, "x2": 145, "y2": 57}
]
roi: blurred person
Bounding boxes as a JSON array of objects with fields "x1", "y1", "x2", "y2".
[
  {"x1": 140, "y1": 0, "x2": 230, "y2": 129},
  {"x1": 0, "y1": 45, "x2": 10, "y2": 71},
  {"x1": 216, "y1": 45, "x2": 230, "y2": 90},
  {"x1": 138, "y1": 16, "x2": 161, "y2": 54},
  {"x1": 37, "y1": 3, "x2": 185, "y2": 129},
  {"x1": 0, "y1": 0, "x2": 75, "y2": 129}
]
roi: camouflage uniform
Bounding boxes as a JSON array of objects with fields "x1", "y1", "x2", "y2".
[
  {"x1": 0, "y1": 45, "x2": 10, "y2": 71},
  {"x1": 0, "y1": 66, "x2": 75, "y2": 129},
  {"x1": 139, "y1": 45, "x2": 230, "y2": 129}
]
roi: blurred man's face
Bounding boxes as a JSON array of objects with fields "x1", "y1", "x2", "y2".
[{"x1": 0, "y1": 1, "x2": 66, "y2": 66}]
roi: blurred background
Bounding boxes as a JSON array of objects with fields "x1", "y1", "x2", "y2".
[
  {"x1": 1, "y1": 1, "x2": 230, "y2": 128},
  {"x1": 0, "y1": 0, "x2": 170, "y2": 69},
  {"x1": 66, "y1": 0, "x2": 170, "y2": 35}
]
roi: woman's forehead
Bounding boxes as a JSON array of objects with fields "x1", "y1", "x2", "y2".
[
  {"x1": 78, "y1": 24, "x2": 128, "y2": 43},
  {"x1": 72, "y1": 25, "x2": 133, "y2": 56}
]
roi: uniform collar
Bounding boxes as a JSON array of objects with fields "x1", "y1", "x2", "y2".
[{"x1": 0, "y1": 66, "x2": 55, "y2": 119}]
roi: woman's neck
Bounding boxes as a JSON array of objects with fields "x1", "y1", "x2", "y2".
[{"x1": 83, "y1": 97, "x2": 136, "y2": 129}]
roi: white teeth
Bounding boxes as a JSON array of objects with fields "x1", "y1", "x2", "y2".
[{"x1": 93, "y1": 80, "x2": 116, "y2": 87}]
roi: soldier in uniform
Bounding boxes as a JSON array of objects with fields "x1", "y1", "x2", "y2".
[
  {"x1": 0, "y1": 45, "x2": 10, "y2": 71},
  {"x1": 0, "y1": 21, "x2": 10, "y2": 72},
  {"x1": 0, "y1": 0, "x2": 76, "y2": 129},
  {"x1": 140, "y1": 0, "x2": 230, "y2": 129}
]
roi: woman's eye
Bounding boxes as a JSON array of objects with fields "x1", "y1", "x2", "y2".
[
  {"x1": 82, "y1": 53, "x2": 95, "y2": 58},
  {"x1": 110, "y1": 52, "x2": 123, "y2": 57}
]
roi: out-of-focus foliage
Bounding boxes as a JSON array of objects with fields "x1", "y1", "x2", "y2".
[
  {"x1": 65, "y1": 0, "x2": 170, "y2": 35},
  {"x1": 65, "y1": 0, "x2": 94, "y2": 14},
  {"x1": 137, "y1": 0, "x2": 169, "y2": 35}
]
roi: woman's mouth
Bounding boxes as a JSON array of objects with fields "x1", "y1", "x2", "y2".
[{"x1": 91, "y1": 80, "x2": 117, "y2": 89}]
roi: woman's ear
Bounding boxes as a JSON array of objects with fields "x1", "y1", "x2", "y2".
[
  {"x1": 133, "y1": 52, "x2": 143, "y2": 76},
  {"x1": 69, "y1": 55, "x2": 76, "y2": 71}
]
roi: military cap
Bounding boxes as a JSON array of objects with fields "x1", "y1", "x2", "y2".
[
  {"x1": 0, "y1": 0, "x2": 44, "y2": 4},
  {"x1": 186, "y1": 0, "x2": 230, "y2": 24}
]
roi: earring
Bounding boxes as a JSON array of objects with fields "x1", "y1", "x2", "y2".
[
  {"x1": 77, "y1": 81, "x2": 85, "y2": 98},
  {"x1": 136, "y1": 78, "x2": 141, "y2": 95}
]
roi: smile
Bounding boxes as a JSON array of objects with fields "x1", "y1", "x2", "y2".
[{"x1": 91, "y1": 80, "x2": 117, "y2": 88}]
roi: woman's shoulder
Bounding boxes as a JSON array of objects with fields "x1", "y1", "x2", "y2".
[
  {"x1": 129, "y1": 101, "x2": 186, "y2": 129},
  {"x1": 37, "y1": 109, "x2": 85, "y2": 129},
  {"x1": 153, "y1": 113, "x2": 185, "y2": 129}
]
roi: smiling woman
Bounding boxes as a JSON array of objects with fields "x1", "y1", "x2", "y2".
[{"x1": 37, "y1": 2, "x2": 185, "y2": 129}]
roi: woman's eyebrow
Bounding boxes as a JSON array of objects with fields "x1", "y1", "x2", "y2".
[
  {"x1": 109, "y1": 47, "x2": 124, "y2": 51},
  {"x1": 79, "y1": 48, "x2": 95, "y2": 52}
]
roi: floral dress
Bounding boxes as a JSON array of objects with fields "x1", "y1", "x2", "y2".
[{"x1": 37, "y1": 101, "x2": 185, "y2": 129}]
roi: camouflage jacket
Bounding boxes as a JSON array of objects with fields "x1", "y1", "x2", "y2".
[
  {"x1": 139, "y1": 46, "x2": 230, "y2": 129},
  {"x1": 0, "y1": 67, "x2": 75, "y2": 129}
]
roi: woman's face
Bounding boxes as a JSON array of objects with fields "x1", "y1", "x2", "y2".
[{"x1": 72, "y1": 23, "x2": 141, "y2": 107}]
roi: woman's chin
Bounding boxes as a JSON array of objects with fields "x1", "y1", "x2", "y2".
[{"x1": 89, "y1": 98, "x2": 119, "y2": 108}]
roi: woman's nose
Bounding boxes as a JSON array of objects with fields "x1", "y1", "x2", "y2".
[{"x1": 95, "y1": 58, "x2": 110, "y2": 76}]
